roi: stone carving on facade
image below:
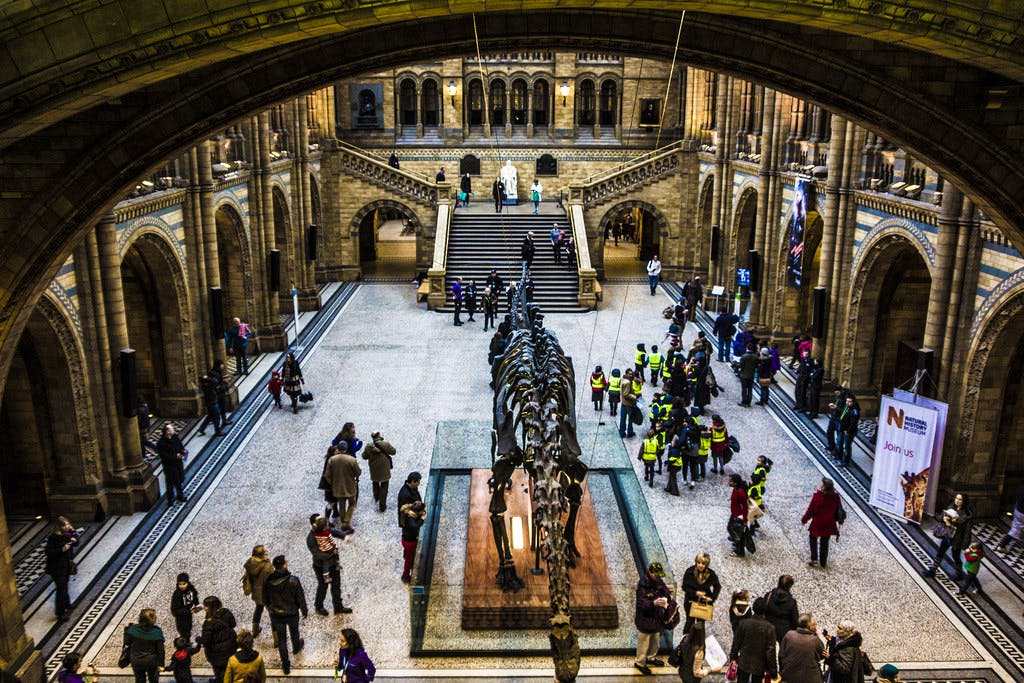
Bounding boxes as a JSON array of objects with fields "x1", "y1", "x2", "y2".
[{"x1": 851, "y1": 218, "x2": 936, "y2": 274}]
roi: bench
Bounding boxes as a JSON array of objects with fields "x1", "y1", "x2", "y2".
[{"x1": 416, "y1": 280, "x2": 430, "y2": 303}]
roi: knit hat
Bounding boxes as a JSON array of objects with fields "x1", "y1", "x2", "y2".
[
  {"x1": 177, "y1": 573, "x2": 190, "y2": 583},
  {"x1": 879, "y1": 664, "x2": 899, "y2": 679},
  {"x1": 647, "y1": 562, "x2": 665, "y2": 577},
  {"x1": 272, "y1": 370, "x2": 280, "y2": 376}
]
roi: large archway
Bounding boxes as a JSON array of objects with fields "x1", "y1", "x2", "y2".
[
  {"x1": 0, "y1": 296, "x2": 95, "y2": 518},
  {"x1": 696, "y1": 176, "x2": 715, "y2": 275},
  {"x1": 731, "y1": 187, "x2": 758, "y2": 304},
  {"x1": 352, "y1": 200, "x2": 421, "y2": 281},
  {"x1": 120, "y1": 233, "x2": 195, "y2": 418},
  {"x1": 599, "y1": 201, "x2": 666, "y2": 280},
  {"x1": 213, "y1": 203, "x2": 254, "y2": 333},
  {"x1": 844, "y1": 235, "x2": 933, "y2": 415},
  {"x1": 272, "y1": 186, "x2": 294, "y2": 305},
  {"x1": 5, "y1": 8, "x2": 1024, "y2": 405},
  {"x1": 957, "y1": 289, "x2": 1024, "y2": 513}
]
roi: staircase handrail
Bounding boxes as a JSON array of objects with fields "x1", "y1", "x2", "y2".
[
  {"x1": 583, "y1": 140, "x2": 686, "y2": 186},
  {"x1": 333, "y1": 138, "x2": 434, "y2": 184},
  {"x1": 431, "y1": 202, "x2": 452, "y2": 271},
  {"x1": 568, "y1": 204, "x2": 592, "y2": 271}
]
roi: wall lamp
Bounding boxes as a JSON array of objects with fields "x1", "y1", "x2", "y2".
[
  {"x1": 560, "y1": 81, "x2": 570, "y2": 107},
  {"x1": 448, "y1": 80, "x2": 457, "y2": 106}
]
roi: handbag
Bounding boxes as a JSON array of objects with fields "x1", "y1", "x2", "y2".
[
  {"x1": 118, "y1": 626, "x2": 132, "y2": 668},
  {"x1": 932, "y1": 522, "x2": 950, "y2": 539},
  {"x1": 299, "y1": 391, "x2": 314, "y2": 403},
  {"x1": 663, "y1": 597, "x2": 681, "y2": 630},
  {"x1": 744, "y1": 527, "x2": 757, "y2": 553},
  {"x1": 726, "y1": 660, "x2": 738, "y2": 681},
  {"x1": 759, "y1": 377, "x2": 772, "y2": 387},
  {"x1": 687, "y1": 598, "x2": 713, "y2": 622},
  {"x1": 748, "y1": 498, "x2": 764, "y2": 520},
  {"x1": 860, "y1": 649, "x2": 875, "y2": 675},
  {"x1": 836, "y1": 496, "x2": 847, "y2": 525}
]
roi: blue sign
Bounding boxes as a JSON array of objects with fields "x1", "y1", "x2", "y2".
[{"x1": 736, "y1": 268, "x2": 751, "y2": 287}]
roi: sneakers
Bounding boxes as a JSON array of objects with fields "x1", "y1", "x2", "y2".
[{"x1": 634, "y1": 662, "x2": 653, "y2": 676}]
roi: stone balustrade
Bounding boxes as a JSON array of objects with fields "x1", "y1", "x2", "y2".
[{"x1": 571, "y1": 141, "x2": 692, "y2": 208}]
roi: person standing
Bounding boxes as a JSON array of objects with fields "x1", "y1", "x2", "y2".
[
  {"x1": 923, "y1": 492, "x2": 972, "y2": 580},
  {"x1": 325, "y1": 445, "x2": 362, "y2": 535},
  {"x1": 728, "y1": 474, "x2": 749, "y2": 557},
  {"x1": 451, "y1": 277, "x2": 464, "y2": 327},
  {"x1": 460, "y1": 173, "x2": 472, "y2": 207},
  {"x1": 224, "y1": 630, "x2": 265, "y2": 683},
  {"x1": 736, "y1": 345, "x2": 757, "y2": 407},
  {"x1": 681, "y1": 552, "x2": 721, "y2": 634},
  {"x1": 197, "y1": 597, "x2": 236, "y2": 683},
  {"x1": 261, "y1": 556, "x2": 307, "y2": 676},
  {"x1": 226, "y1": 317, "x2": 252, "y2": 376},
  {"x1": 619, "y1": 369, "x2": 638, "y2": 438},
  {"x1": 779, "y1": 613, "x2": 826, "y2": 683},
  {"x1": 520, "y1": 232, "x2": 536, "y2": 268},
  {"x1": 646, "y1": 254, "x2": 662, "y2": 296},
  {"x1": 210, "y1": 360, "x2": 233, "y2": 427},
  {"x1": 958, "y1": 540, "x2": 986, "y2": 595},
  {"x1": 709, "y1": 414, "x2": 729, "y2": 475},
  {"x1": 197, "y1": 372, "x2": 224, "y2": 436},
  {"x1": 363, "y1": 432, "x2": 395, "y2": 513},
  {"x1": 756, "y1": 349, "x2": 773, "y2": 406},
  {"x1": 711, "y1": 308, "x2": 739, "y2": 363},
  {"x1": 801, "y1": 477, "x2": 842, "y2": 568},
  {"x1": 334, "y1": 629, "x2": 376, "y2": 683},
  {"x1": 549, "y1": 224, "x2": 562, "y2": 264},
  {"x1": 169, "y1": 573, "x2": 201, "y2": 643},
  {"x1": 837, "y1": 396, "x2": 859, "y2": 466},
  {"x1": 396, "y1": 471, "x2": 423, "y2": 528},
  {"x1": 465, "y1": 279, "x2": 477, "y2": 322},
  {"x1": 435, "y1": 167, "x2": 445, "y2": 182},
  {"x1": 633, "y1": 562, "x2": 672, "y2": 676},
  {"x1": 44, "y1": 516, "x2": 79, "y2": 621},
  {"x1": 485, "y1": 269, "x2": 504, "y2": 298},
  {"x1": 157, "y1": 424, "x2": 188, "y2": 505},
  {"x1": 530, "y1": 179, "x2": 543, "y2": 214},
  {"x1": 400, "y1": 500, "x2": 426, "y2": 583},
  {"x1": 482, "y1": 287, "x2": 497, "y2": 331},
  {"x1": 608, "y1": 368, "x2": 622, "y2": 417},
  {"x1": 685, "y1": 277, "x2": 703, "y2": 321},
  {"x1": 387, "y1": 151, "x2": 399, "y2": 169},
  {"x1": 824, "y1": 621, "x2": 864, "y2": 683},
  {"x1": 793, "y1": 350, "x2": 813, "y2": 411},
  {"x1": 306, "y1": 515, "x2": 351, "y2": 615},
  {"x1": 125, "y1": 609, "x2": 165, "y2": 683},
  {"x1": 243, "y1": 545, "x2": 273, "y2": 637},
  {"x1": 590, "y1": 365, "x2": 608, "y2": 412},
  {"x1": 639, "y1": 430, "x2": 659, "y2": 488},
  {"x1": 665, "y1": 433, "x2": 683, "y2": 496},
  {"x1": 728, "y1": 597, "x2": 778, "y2": 683},
  {"x1": 764, "y1": 575, "x2": 799, "y2": 643},
  {"x1": 281, "y1": 353, "x2": 304, "y2": 414},
  {"x1": 492, "y1": 178, "x2": 503, "y2": 213}
]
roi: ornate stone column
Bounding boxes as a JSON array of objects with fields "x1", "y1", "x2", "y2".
[
  {"x1": 97, "y1": 214, "x2": 159, "y2": 511},
  {"x1": 185, "y1": 147, "x2": 213, "y2": 371},
  {"x1": 748, "y1": 89, "x2": 776, "y2": 328},
  {"x1": 258, "y1": 111, "x2": 286, "y2": 350},
  {"x1": 293, "y1": 97, "x2": 321, "y2": 311},
  {"x1": 922, "y1": 184, "x2": 963, "y2": 383},
  {"x1": 416, "y1": 86, "x2": 424, "y2": 138},
  {"x1": 938, "y1": 198, "x2": 975, "y2": 397},
  {"x1": 505, "y1": 85, "x2": 513, "y2": 138},
  {"x1": 197, "y1": 141, "x2": 228, "y2": 361},
  {"x1": 812, "y1": 114, "x2": 847, "y2": 363},
  {"x1": 0, "y1": 487, "x2": 42, "y2": 682},
  {"x1": 527, "y1": 87, "x2": 535, "y2": 138}
]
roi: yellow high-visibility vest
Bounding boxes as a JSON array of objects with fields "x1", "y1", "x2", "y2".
[
  {"x1": 609, "y1": 377, "x2": 622, "y2": 392},
  {"x1": 641, "y1": 438, "x2": 659, "y2": 462}
]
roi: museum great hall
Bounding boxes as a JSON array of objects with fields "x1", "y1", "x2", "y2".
[{"x1": 0, "y1": 3, "x2": 1023, "y2": 683}]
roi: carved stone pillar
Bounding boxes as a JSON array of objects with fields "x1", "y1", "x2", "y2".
[
  {"x1": 938, "y1": 198, "x2": 974, "y2": 397},
  {"x1": 97, "y1": 214, "x2": 159, "y2": 511},
  {"x1": 748, "y1": 89, "x2": 776, "y2": 328},
  {"x1": 258, "y1": 111, "x2": 286, "y2": 351},
  {"x1": 293, "y1": 97, "x2": 322, "y2": 311},
  {"x1": 811, "y1": 114, "x2": 847, "y2": 364},
  {"x1": 0, "y1": 486, "x2": 42, "y2": 683},
  {"x1": 527, "y1": 87, "x2": 535, "y2": 138},
  {"x1": 197, "y1": 142, "x2": 228, "y2": 361},
  {"x1": 505, "y1": 86, "x2": 513, "y2": 138},
  {"x1": 416, "y1": 87, "x2": 424, "y2": 138},
  {"x1": 922, "y1": 185, "x2": 963, "y2": 383},
  {"x1": 185, "y1": 147, "x2": 213, "y2": 371}
]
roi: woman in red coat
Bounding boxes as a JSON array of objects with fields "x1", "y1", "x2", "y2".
[
  {"x1": 801, "y1": 477, "x2": 842, "y2": 568},
  {"x1": 728, "y1": 474, "x2": 749, "y2": 557}
]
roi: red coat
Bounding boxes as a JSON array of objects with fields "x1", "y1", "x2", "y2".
[
  {"x1": 801, "y1": 491, "x2": 840, "y2": 537},
  {"x1": 730, "y1": 486, "x2": 748, "y2": 522}
]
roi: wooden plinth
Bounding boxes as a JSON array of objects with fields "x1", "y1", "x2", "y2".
[{"x1": 462, "y1": 469, "x2": 619, "y2": 630}]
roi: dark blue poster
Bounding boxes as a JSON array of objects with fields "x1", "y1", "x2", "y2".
[{"x1": 786, "y1": 178, "x2": 809, "y2": 288}]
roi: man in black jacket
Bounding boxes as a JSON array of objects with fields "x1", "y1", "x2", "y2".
[
  {"x1": 520, "y1": 232, "x2": 536, "y2": 268},
  {"x1": 305, "y1": 514, "x2": 352, "y2": 616},
  {"x1": 712, "y1": 308, "x2": 740, "y2": 363},
  {"x1": 262, "y1": 555, "x2": 308, "y2": 675},
  {"x1": 196, "y1": 373, "x2": 223, "y2": 436},
  {"x1": 729, "y1": 597, "x2": 778, "y2": 683},
  {"x1": 198, "y1": 596, "x2": 236, "y2": 683},
  {"x1": 397, "y1": 472, "x2": 422, "y2": 527}
]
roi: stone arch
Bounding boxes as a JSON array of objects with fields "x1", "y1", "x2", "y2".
[
  {"x1": 731, "y1": 185, "x2": 758, "y2": 278},
  {"x1": 120, "y1": 231, "x2": 197, "y2": 417},
  {"x1": 852, "y1": 217, "x2": 937, "y2": 275},
  {"x1": 769, "y1": 195, "x2": 825, "y2": 334},
  {"x1": 118, "y1": 216, "x2": 188, "y2": 268},
  {"x1": 598, "y1": 199, "x2": 668, "y2": 269},
  {"x1": 956, "y1": 286, "x2": 1024, "y2": 510},
  {"x1": 350, "y1": 199, "x2": 422, "y2": 277},
  {"x1": 272, "y1": 185, "x2": 294, "y2": 300},
  {"x1": 213, "y1": 202, "x2": 256, "y2": 338},
  {"x1": 839, "y1": 232, "x2": 933, "y2": 414},
  {"x1": 696, "y1": 175, "x2": 715, "y2": 271}
]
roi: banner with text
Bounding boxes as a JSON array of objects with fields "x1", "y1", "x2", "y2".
[
  {"x1": 894, "y1": 389, "x2": 948, "y2": 517},
  {"x1": 869, "y1": 395, "x2": 938, "y2": 524}
]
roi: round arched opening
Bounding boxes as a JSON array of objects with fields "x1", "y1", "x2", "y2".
[
  {"x1": 356, "y1": 203, "x2": 419, "y2": 281},
  {"x1": 601, "y1": 204, "x2": 661, "y2": 279},
  {"x1": 213, "y1": 205, "x2": 252, "y2": 335},
  {"x1": 272, "y1": 188, "x2": 293, "y2": 306}
]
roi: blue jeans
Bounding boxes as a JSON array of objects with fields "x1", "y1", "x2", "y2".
[
  {"x1": 839, "y1": 431, "x2": 853, "y2": 464},
  {"x1": 717, "y1": 335, "x2": 732, "y2": 362},
  {"x1": 648, "y1": 275, "x2": 659, "y2": 295},
  {"x1": 618, "y1": 405, "x2": 635, "y2": 437}
]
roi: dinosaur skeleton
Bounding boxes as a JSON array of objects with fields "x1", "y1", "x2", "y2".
[{"x1": 488, "y1": 264, "x2": 586, "y2": 681}]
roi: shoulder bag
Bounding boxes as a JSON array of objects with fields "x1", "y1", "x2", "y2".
[
  {"x1": 118, "y1": 625, "x2": 132, "y2": 668},
  {"x1": 687, "y1": 597, "x2": 713, "y2": 622}
]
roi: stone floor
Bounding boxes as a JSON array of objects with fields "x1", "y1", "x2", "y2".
[{"x1": 83, "y1": 283, "x2": 987, "y2": 676}]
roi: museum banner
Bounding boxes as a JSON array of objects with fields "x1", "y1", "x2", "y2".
[
  {"x1": 893, "y1": 389, "x2": 948, "y2": 518},
  {"x1": 868, "y1": 395, "x2": 938, "y2": 524}
]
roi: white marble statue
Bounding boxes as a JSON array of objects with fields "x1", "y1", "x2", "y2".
[{"x1": 500, "y1": 160, "x2": 518, "y2": 202}]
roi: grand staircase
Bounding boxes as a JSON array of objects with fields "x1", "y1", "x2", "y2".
[{"x1": 439, "y1": 210, "x2": 589, "y2": 313}]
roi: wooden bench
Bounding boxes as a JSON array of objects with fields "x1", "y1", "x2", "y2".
[
  {"x1": 593, "y1": 280, "x2": 603, "y2": 302},
  {"x1": 416, "y1": 280, "x2": 430, "y2": 302}
]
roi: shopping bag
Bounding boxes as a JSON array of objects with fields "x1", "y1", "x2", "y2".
[{"x1": 705, "y1": 634, "x2": 728, "y2": 670}]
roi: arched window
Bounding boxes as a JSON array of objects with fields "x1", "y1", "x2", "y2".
[
  {"x1": 511, "y1": 79, "x2": 528, "y2": 125},
  {"x1": 490, "y1": 80, "x2": 506, "y2": 126},
  {"x1": 533, "y1": 79, "x2": 550, "y2": 126},
  {"x1": 422, "y1": 79, "x2": 439, "y2": 127},
  {"x1": 577, "y1": 79, "x2": 595, "y2": 126},
  {"x1": 399, "y1": 79, "x2": 417, "y2": 126},
  {"x1": 468, "y1": 79, "x2": 484, "y2": 126},
  {"x1": 599, "y1": 80, "x2": 617, "y2": 126}
]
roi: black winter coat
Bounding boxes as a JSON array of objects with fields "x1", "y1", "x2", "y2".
[
  {"x1": 126, "y1": 623, "x2": 166, "y2": 670},
  {"x1": 729, "y1": 615, "x2": 778, "y2": 676},
  {"x1": 681, "y1": 566, "x2": 721, "y2": 614},
  {"x1": 170, "y1": 584, "x2": 199, "y2": 621},
  {"x1": 198, "y1": 608, "x2": 237, "y2": 666},
  {"x1": 826, "y1": 632, "x2": 865, "y2": 683},
  {"x1": 157, "y1": 435, "x2": 186, "y2": 486},
  {"x1": 44, "y1": 530, "x2": 77, "y2": 578},
  {"x1": 765, "y1": 588, "x2": 799, "y2": 643},
  {"x1": 397, "y1": 483, "x2": 422, "y2": 527},
  {"x1": 634, "y1": 575, "x2": 673, "y2": 634},
  {"x1": 262, "y1": 570, "x2": 308, "y2": 618}
]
